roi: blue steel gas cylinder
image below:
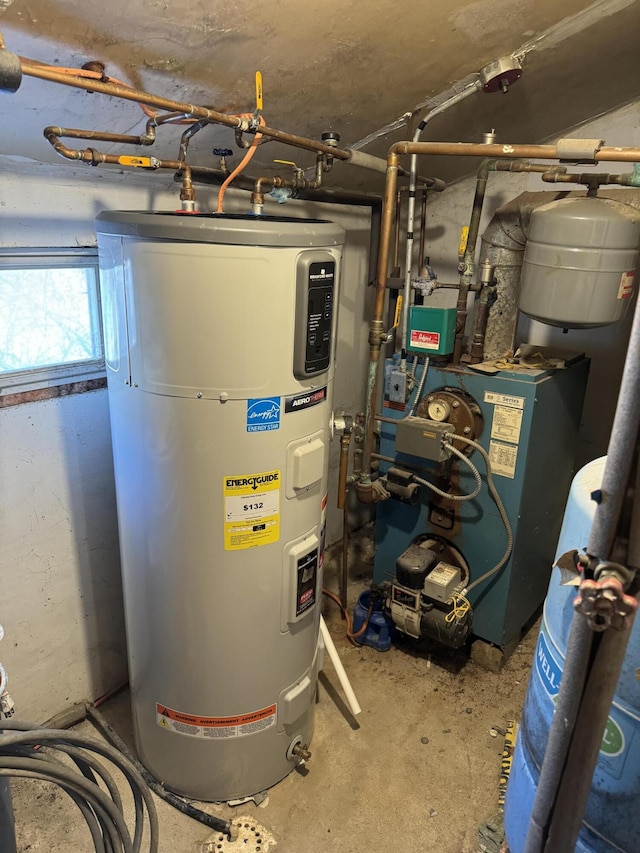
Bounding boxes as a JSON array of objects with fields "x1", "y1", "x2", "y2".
[{"x1": 504, "y1": 457, "x2": 640, "y2": 853}]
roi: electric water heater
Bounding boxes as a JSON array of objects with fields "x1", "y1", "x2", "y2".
[{"x1": 96, "y1": 211, "x2": 344, "y2": 801}]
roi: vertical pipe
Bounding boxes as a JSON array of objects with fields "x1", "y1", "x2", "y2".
[
  {"x1": 360, "y1": 156, "x2": 400, "y2": 488},
  {"x1": 418, "y1": 190, "x2": 428, "y2": 268},
  {"x1": 341, "y1": 500, "x2": 350, "y2": 613},
  {"x1": 392, "y1": 191, "x2": 402, "y2": 273},
  {"x1": 453, "y1": 158, "x2": 492, "y2": 363},
  {"x1": 543, "y1": 608, "x2": 638, "y2": 853},
  {"x1": 399, "y1": 81, "x2": 482, "y2": 361},
  {"x1": 524, "y1": 290, "x2": 640, "y2": 853}
]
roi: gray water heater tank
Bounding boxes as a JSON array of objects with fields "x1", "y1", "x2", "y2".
[
  {"x1": 519, "y1": 196, "x2": 640, "y2": 328},
  {"x1": 95, "y1": 211, "x2": 344, "y2": 802}
]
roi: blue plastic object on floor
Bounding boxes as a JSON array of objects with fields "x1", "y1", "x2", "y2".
[{"x1": 353, "y1": 590, "x2": 395, "y2": 651}]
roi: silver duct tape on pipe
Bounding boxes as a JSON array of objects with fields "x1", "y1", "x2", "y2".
[{"x1": 345, "y1": 149, "x2": 446, "y2": 191}]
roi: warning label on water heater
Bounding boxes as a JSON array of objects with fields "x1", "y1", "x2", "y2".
[
  {"x1": 156, "y1": 702, "x2": 277, "y2": 740},
  {"x1": 223, "y1": 469, "x2": 280, "y2": 550}
]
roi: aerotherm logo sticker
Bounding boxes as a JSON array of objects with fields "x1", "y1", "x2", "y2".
[
  {"x1": 284, "y1": 387, "x2": 327, "y2": 413},
  {"x1": 246, "y1": 397, "x2": 281, "y2": 432}
]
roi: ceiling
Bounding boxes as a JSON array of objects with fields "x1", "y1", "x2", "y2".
[{"x1": 1, "y1": 0, "x2": 640, "y2": 194}]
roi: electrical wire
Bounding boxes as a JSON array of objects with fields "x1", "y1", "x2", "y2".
[
  {"x1": 407, "y1": 357, "x2": 429, "y2": 417},
  {"x1": 322, "y1": 588, "x2": 373, "y2": 643},
  {"x1": 413, "y1": 441, "x2": 482, "y2": 502},
  {"x1": 86, "y1": 705, "x2": 233, "y2": 838},
  {"x1": 0, "y1": 721, "x2": 159, "y2": 853},
  {"x1": 444, "y1": 593, "x2": 472, "y2": 624},
  {"x1": 448, "y1": 434, "x2": 514, "y2": 595},
  {"x1": 216, "y1": 114, "x2": 266, "y2": 212}
]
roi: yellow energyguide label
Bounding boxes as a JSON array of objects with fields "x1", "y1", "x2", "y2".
[{"x1": 223, "y1": 469, "x2": 280, "y2": 550}]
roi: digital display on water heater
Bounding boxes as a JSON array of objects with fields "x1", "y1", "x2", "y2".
[{"x1": 293, "y1": 257, "x2": 336, "y2": 379}]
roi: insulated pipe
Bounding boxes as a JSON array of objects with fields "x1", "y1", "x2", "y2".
[
  {"x1": 345, "y1": 148, "x2": 444, "y2": 189},
  {"x1": 357, "y1": 143, "x2": 640, "y2": 498},
  {"x1": 543, "y1": 606, "x2": 638, "y2": 853},
  {"x1": 525, "y1": 282, "x2": 640, "y2": 853}
]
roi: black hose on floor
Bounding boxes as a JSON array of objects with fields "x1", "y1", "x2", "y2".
[
  {"x1": 0, "y1": 719, "x2": 159, "y2": 853},
  {"x1": 86, "y1": 704, "x2": 233, "y2": 839}
]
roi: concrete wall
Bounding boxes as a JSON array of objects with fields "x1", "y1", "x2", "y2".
[
  {"x1": 422, "y1": 101, "x2": 640, "y2": 467},
  {"x1": 0, "y1": 165, "x2": 373, "y2": 720}
]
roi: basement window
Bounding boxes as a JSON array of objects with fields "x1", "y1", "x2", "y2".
[{"x1": 0, "y1": 249, "x2": 105, "y2": 395}]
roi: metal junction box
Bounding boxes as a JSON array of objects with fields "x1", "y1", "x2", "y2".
[{"x1": 395, "y1": 417, "x2": 455, "y2": 462}]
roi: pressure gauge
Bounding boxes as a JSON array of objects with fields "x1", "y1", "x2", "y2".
[{"x1": 427, "y1": 399, "x2": 451, "y2": 422}]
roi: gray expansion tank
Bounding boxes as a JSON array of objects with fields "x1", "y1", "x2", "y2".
[
  {"x1": 519, "y1": 195, "x2": 640, "y2": 328},
  {"x1": 96, "y1": 211, "x2": 344, "y2": 801}
]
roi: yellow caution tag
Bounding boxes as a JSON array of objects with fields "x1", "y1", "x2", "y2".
[
  {"x1": 118, "y1": 155, "x2": 155, "y2": 169},
  {"x1": 255, "y1": 71, "x2": 263, "y2": 111},
  {"x1": 459, "y1": 226, "x2": 469, "y2": 257},
  {"x1": 393, "y1": 294, "x2": 403, "y2": 329}
]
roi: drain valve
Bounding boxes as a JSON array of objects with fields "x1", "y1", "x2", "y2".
[
  {"x1": 292, "y1": 742, "x2": 311, "y2": 762},
  {"x1": 286, "y1": 736, "x2": 311, "y2": 763}
]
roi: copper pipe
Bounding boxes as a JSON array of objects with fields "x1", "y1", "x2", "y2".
[
  {"x1": 357, "y1": 153, "x2": 400, "y2": 500},
  {"x1": 20, "y1": 56, "x2": 449, "y2": 185},
  {"x1": 44, "y1": 123, "x2": 157, "y2": 149},
  {"x1": 22, "y1": 57, "x2": 352, "y2": 161},
  {"x1": 541, "y1": 170, "x2": 640, "y2": 188},
  {"x1": 40, "y1": 130, "x2": 192, "y2": 189},
  {"x1": 337, "y1": 433, "x2": 352, "y2": 511},
  {"x1": 388, "y1": 141, "x2": 640, "y2": 162},
  {"x1": 358, "y1": 140, "x2": 640, "y2": 494},
  {"x1": 341, "y1": 499, "x2": 350, "y2": 612}
]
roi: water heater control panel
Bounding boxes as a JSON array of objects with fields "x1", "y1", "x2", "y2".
[{"x1": 294, "y1": 255, "x2": 336, "y2": 378}]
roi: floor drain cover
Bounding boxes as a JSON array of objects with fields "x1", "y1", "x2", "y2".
[{"x1": 200, "y1": 816, "x2": 276, "y2": 852}]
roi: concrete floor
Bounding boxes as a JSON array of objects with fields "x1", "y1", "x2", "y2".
[{"x1": 9, "y1": 530, "x2": 537, "y2": 853}]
